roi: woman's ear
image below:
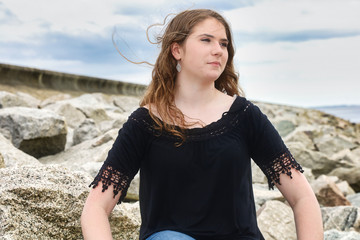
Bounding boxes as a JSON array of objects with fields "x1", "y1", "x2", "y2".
[{"x1": 171, "y1": 42, "x2": 181, "y2": 60}]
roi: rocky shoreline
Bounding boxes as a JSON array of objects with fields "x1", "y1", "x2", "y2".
[{"x1": 0, "y1": 83, "x2": 359, "y2": 239}]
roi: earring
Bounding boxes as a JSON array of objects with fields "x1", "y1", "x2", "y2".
[{"x1": 176, "y1": 61, "x2": 181, "y2": 73}]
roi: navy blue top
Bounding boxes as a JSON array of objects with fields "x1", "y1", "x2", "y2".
[{"x1": 90, "y1": 96, "x2": 303, "y2": 240}]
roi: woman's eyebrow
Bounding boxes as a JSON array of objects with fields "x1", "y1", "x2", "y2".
[{"x1": 197, "y1": 33, "x2": 228, "y2": 42}]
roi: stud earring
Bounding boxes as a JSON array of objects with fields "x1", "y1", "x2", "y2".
[{"x1": 176, "y1": 61, "x2": 181, "y2": 73}]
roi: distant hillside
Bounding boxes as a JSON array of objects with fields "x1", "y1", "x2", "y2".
[{"x1": 312, "y1": 105, "x2": 360, "y2": 123}]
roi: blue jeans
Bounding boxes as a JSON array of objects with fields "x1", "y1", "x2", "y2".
[{"x1": 146, "y1": 230, "x2": 195, "y2": 240}]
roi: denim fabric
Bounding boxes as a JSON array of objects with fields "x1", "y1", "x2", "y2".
[{"x1": 146, "y1": 230, "x2": 195, "y2": 240}]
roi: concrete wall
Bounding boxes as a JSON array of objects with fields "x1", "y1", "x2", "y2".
[{"x1": 0, "y1": 63, "x2": 146, "y2": 96}]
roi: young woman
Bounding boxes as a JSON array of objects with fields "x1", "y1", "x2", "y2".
[{"x1": 81, "y1": 9, "x2": 323, "y2": 240}]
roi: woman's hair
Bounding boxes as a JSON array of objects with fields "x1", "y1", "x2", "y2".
[{"x1": 139, "y1": 9, "x2": 243, "y2": 144}]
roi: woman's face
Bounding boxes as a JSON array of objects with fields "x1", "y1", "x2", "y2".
[{"x1": 174, "y1": 18, "x2": 229, "y2": 83}]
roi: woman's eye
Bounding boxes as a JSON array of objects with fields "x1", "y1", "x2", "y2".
[
  {"x1": 201, "y1": 38, "x2": 211, "y2": 42},
  {"x1": 220, "y1": 42, "x2": 228, "y2": 48}
]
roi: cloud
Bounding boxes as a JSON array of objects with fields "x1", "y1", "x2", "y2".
[
  {"x1": 233, "y1": 29, "x2": 360, "y2": 45},
  {"x1": 1, "y1": 0, "x2": 359, "y2": 107},
  {"x1": 225, "y1": 0, "x2": 360, "y2": 42},
  {"x1": 237, "y1": 35, "x2": 360, "y2": 107},
  {"x1": 0, "y1": 0, "x2": 152, "y2": 43}
]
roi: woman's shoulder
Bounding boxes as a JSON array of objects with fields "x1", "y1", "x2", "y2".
[
  {"x1": 127, "y1": 107, "x2": 151, "y2": 123},
  {"x1": 228, "y1": 95, "x2": 252, "y2": 113}
]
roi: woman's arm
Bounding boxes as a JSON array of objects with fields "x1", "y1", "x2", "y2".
[
  {"x1": 81, "y1": 182, "x2": 121, "y2": 240},
  {"x1": 276, "y1": 169, "x2": 323, "y2": 240}
]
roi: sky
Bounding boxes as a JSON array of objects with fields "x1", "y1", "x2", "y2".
[{"x1": 0, "y1": 0, "x2": 359, "y2": 108}]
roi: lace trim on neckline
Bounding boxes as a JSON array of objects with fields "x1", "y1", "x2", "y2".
[{"x1": 133, "y1": 97, "x2": 250, "y2": 141}]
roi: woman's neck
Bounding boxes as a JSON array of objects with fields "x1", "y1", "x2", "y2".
[{"x1": 174, "y1": 79, "x2": 219, "y2": 110}]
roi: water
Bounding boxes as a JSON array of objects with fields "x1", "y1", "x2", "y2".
[{"x1": 312, "y1": 105, "x2": 360, "y2": 124}]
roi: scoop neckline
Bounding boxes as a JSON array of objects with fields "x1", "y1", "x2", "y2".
[{"x1": 139, "y1": 95, "x2": 242, "y2": 133}]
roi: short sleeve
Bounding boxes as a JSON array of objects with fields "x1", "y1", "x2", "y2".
[
  {"x1": 246, "y1": 102, "x2": 303, "y2": 189},
  {"x1": 89, "y1": 111, "x2": 148, "y2": 204}
]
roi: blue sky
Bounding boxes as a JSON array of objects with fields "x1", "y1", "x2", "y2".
[{"x1": 0, "y1": 0, "x2": 359, "y2": 107}]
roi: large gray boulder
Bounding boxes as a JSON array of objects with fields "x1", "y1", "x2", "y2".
[
  {"x1": 39, "y1": 128, "x2": 140, "y2": 202},
  {"x1": 0, "y1": 91, "x2": 40, "y2": 108},
  {"x1": 287, "y1": 141, "x2": 337, "y2": 175},
  {"x1": 72, "y1": 118, "x2": 100, "y2": 145},
  {"x1": 39, "y1": 93, "x2": 73, "y2": 108},
  {"x1": 321, "y1": 206, "x2": 360, "y2": 232},
  {"x1": 43, "y1": 101, "x2": 86, "y2": 129},
  {"x1": 253, "y1": 184, "x2": 284, "y2": 208},
  {"x1": 314, "y1": 133, "x2": 358, "y2": 157},
  {"x1": 56, "y1": 93, "x2": 113, "y2": 123},
  {"x1": 111, "y1": 95, "x2": 140, "y2": 113},
  {"x1": 0, "y1": 153, "x2": 4, "y2": 168},
  {"x1": 324, "y1": 229, "x2": 360, "y2": 240},
  {"x1": 39, "y1": 129, "x2": 118, "y2": 176},
  {"x1": 0, "y1": 133, "x2": 41, "y2": 168},
  {"x1": 284, "y1": 126, "x2": 317, "y2": 150},
  {"x1": 257, "y1": 200, "x2": 296, "y2": 240},
  {"x1": 0, "y1": 107, "x2": 67, "y2": 158},
  {"x1": 311, "y1": 175, "x2": 351, "y2": 207},
  {"x1": 347, "y1": 193, "x2": 360, "y2": 208},
  {"x1": 329, "y1": 166, "x2": 360, "y2": 192},
  {"x1": 111, "y1": 201, "x2": 141, "y2": 239},
  {"x1": 0, "y1": 165, "x2": 92, "y2": 239},
  {"x1": 0, "y1": 165, "x2": 141, "y2": 239}
]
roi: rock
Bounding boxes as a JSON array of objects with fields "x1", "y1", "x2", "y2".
[
  {"x1": 40, "y1": 93, "x2": 73, "y2": 107},
  {"x1": 0, "y1": 133, "x2": 41, "y2": 168},
  {"x1": 0, "y1": 165, "x2": 141, "y2": 239},
  {"x1": 39, "y1": 129, "x2": 118, "y2": 177},
  {"x1": 0, "y1": 107, "x2": 67, "y2": 158},
  {"x1": 273, "y1": 119, "x2": 296, "y2": 137},
  {"x1": 321, "y1": 206, "x2": 360, "y2": 232},
  {"x1": 311, "y1": 175, "x2": 351, "y2": 207},
  {"x1": 251, "y1": 161, "x2": 267, "y2": 184},
  {"x1": 284, "y1": 126, "x2": 316, "y2": 151},
  {"x1": 65, "y1": 127, "x2": 74, "y2": 150},
  {"x1": 314, "y1": 133, "x2": 358, "y2": 156},
  {"x1": 257, "y1": 200, "x2": 296, "y2": 240},
  {"x1": 43, "y1": 102, "x2": 86, "y2": 128},
  {"x1": 287, "y1": 142, "x2": 336, "y2": 175},
  {"x1": 324, "y1": 229, "x2": 360, "y2": 240},
  {"x1": 111, "y1": 201, "x2": 141, "y2": 239},
  {"x1": 331, "y1": 149, "x2": 359, "y2": 169},
  {"x1": 127, "y1": 173, "x2": 140, "y2": 201},
  {"x1": 43, "y1": 93, "x2": 116, "y2": 127},
  {"x1": 61, "y1": 93, "x2": 114, "y2": 124},
  {"x1": 98, "y1": 113, "x2": 128, "y2": 133},
  {"x1": 302, "y1": 166, "x2": 316, "y2": 183},
  {"x1": 0, "y1": 91, "x2": 40, "y2": 108},
  {"x1": 40, "y1": 129, "x2": 139, "y2": 203},
  {"x1": 329, "y1": 166, "x2": 360, "y2": 192},
  {"x1": 347, "y1": 193, "x2": 360, "y2": 208},
  {"x1": 336, "y1": 180, "x2": 356, "y2": 197},
  {"x1": 73, "y1": 119, "x2": 100, "y2": 145},
  {"x1": 0, "y1": 165, "x2": 91, "y2": 239},
  {"x1": 352, "y1": 147, "x2": 360, "y2": 157},
  {"x1": 0, "y1": 153, "x2": 4, "y2": 168},
  {"x1": 253, "y1": 184, "x2": 284, "y2": 208},
  {"x1": 112, "y1": 95, "x2": 140, "y2": 113}
]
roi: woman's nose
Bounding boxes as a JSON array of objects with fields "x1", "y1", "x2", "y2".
[{"x1": 211, "y1": 42, "x2": 223, "y2": 56}]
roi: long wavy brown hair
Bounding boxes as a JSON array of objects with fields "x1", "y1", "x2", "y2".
[{"x1": 139, "y1": 9, "x2": 243, "y2": 143}]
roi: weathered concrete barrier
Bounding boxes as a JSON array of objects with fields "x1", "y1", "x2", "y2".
[{"x1": 0, "y1": 63, "x2": 146, "y2": 96}]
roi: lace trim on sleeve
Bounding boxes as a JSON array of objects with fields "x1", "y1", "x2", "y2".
[
  {"x1": 89, "y1": 164, "x2": 130, "y2": 204},
  {"x1": 263, "y1": 151, "x2": 304, "y2": 190}
]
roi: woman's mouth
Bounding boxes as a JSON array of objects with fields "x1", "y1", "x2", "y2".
[{"x1": 208, "y1": 62, "x2": 220, "y2": 67}]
